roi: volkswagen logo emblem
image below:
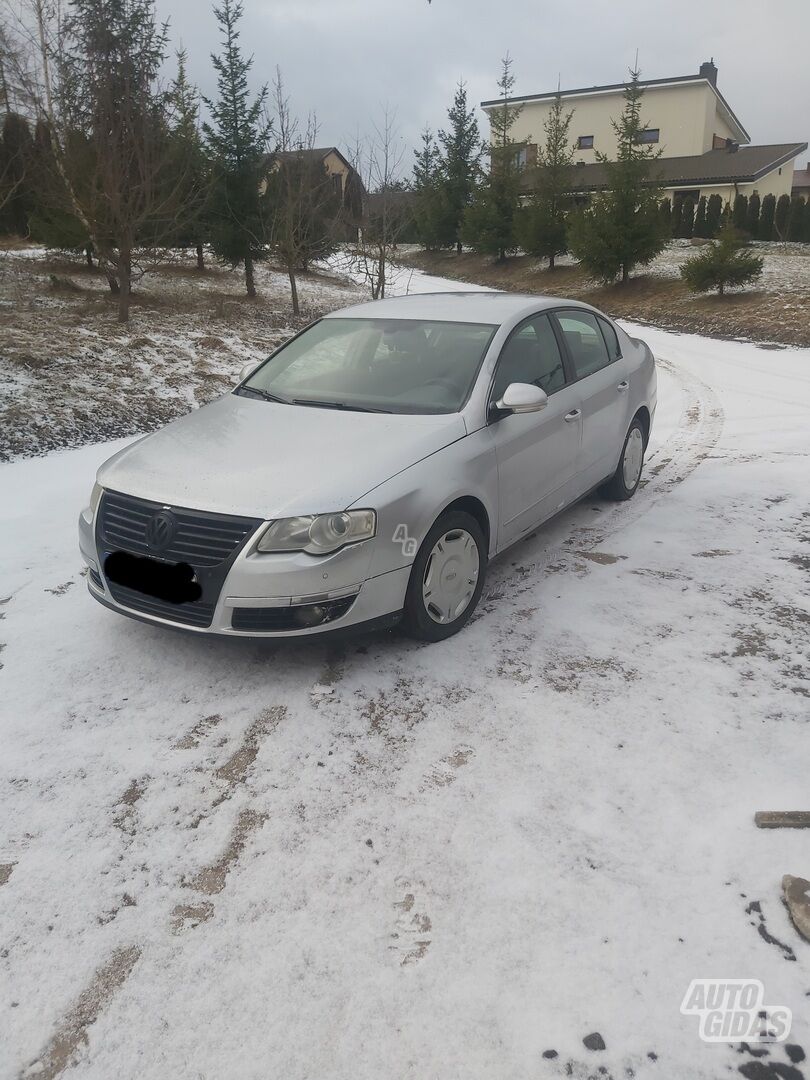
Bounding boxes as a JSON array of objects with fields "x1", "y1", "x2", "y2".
[{"x1": 146, "y1": 510, "x2": 176, "y2": 551}]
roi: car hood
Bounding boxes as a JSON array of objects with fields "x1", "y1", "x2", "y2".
[{"x1": 97, "y1": 393, "x2": 467, "y2": 518}]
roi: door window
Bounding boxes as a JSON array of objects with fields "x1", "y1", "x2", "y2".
[
  {"x1": 492, "y1": 314, "x2": 566, "y2": 401},
  {"x1": 556, "y1": 311, "x2": 612, "y2": 379}
]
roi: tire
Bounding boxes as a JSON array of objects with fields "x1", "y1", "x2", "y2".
[
  {"x1": 401, "y1": 510, "x2": 487, "y2": 642},
  {"x1": 602, "y1": 418, "x2": 646, "y2": 501}
]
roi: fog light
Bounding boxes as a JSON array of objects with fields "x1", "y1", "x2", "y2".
[{"x1": 293, "y1": 604, "x2": 327, "y2": 627}]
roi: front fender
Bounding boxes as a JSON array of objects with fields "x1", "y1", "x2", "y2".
[{"x1": 350, "y1": 428, "x2": 499, "y2": 579}]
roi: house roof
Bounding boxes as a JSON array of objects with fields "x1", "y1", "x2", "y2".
[
  {"x1": 482, "y1": 70, "x2": 751, "y2": 144},
  {"x1": 272, "y1": 146, "x2": 356, "y2": 171},
  {"x1": 549, "y1": 143, "x2": 809, "y2": 193},
  {"x1": 793, "y1": 164, "x2": 810, "y2": 190}
]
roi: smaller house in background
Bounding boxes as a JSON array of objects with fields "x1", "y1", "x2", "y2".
[
  {"x1": 792, "y1": 162, "x2": 810, "y2": 198},
  {"x1": 267, "y1": 146, "x2": 366, "y2": 224}
]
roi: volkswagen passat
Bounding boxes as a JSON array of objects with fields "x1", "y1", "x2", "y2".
[{"x1": 79, "y1": 293, "x2": 656, "y2": 642}]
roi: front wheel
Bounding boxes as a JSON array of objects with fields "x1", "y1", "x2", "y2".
[
  {"x1": 401, "y1": 511, "x2": 487, "y2": 642},
  {"x1": 602, "y1": 418, "x2": 646, "y2": 501}
]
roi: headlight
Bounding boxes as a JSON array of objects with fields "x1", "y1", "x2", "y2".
[{"x1": 257, "y1": 510, "x2": 376, "y2": 555}]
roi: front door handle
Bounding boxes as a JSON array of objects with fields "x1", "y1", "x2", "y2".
[
  {"x1": 617, "y1": 380, "x2": 630, "y2": 392},
  {"x1": 564, "y1": 409, "x2": 582, "y2": 423}
]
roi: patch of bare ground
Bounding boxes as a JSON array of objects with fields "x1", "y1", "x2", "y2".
[
  {"x1": 397, "y1": 248, "x2": 810, "y2": 348},
  {"x1": 0, "y1": 246, "x2": 365, "y2": 461},
  {"x1": 182, "y1": 808, "x2": 267, "y2": 896},
  {"x1": 23, "y1": 945, "x2": 141, "y2": 1079}
]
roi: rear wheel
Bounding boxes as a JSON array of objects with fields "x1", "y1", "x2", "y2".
[
  {"x1": 402, "y1": 511, "x2": 486, "y2": 642},
  {"x1": 602, "y1": 418, "x2": 646, "y2": 501}
]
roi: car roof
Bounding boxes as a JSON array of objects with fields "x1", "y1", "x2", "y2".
[{"x1": 323, "y1": 291, "x2": 592, "y2": 326}]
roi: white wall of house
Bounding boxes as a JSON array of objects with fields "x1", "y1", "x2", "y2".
[
  {"x1": 488, "y1": 79, "x2": 745, "y2": 162},
  {"x1": 664, "y1": 161, "x2": 796, "y2": 204}
]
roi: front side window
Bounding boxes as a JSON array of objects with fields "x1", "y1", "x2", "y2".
[
  {"x1": 556, "y1": 311, "x2": 612, "y2": 379},
  {"x1": 239, "y1": 318, "x2": 497, "y2": 415},
  {"x1": 492, "y1": 314, "x2": 567, "y2": 401}
]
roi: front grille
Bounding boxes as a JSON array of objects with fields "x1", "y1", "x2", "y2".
[
  {"x1": 106, "y1": 583, "x2": 216, "y2": 628},
  {"x1": 231, "y1": 596, "x2": 356, "y2": 633},
  {"x1": 97, "y1": 490, "x2": 263, "y2": 629},
  {"x1": 88, "y1": 567, "x2": 103, "y2": 590},
  {"x1": 99, "y1": 491, "x2": 260, "y2": 567}
]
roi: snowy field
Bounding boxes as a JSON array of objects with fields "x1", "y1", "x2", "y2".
[{"x1": 1, "y1": 265, "x2": 809, "y2": 1080}]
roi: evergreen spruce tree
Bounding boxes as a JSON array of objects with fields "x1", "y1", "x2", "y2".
[
  {"x1": 515, "y1": 92, "x2": 574, "y2": 269},
  {"x1": 745, "y1": 193, "x2": 760, "y2": 238},
  {"x1": 167, "y1": 49, "x2": 210, "y2": 270},
  {"x1": 658, "y1": 197, "x2": 672, "y2": 237},
  {"x1": 787, "y1": 196, "x2": 805, "y2": 241},
  {"x1": 678, "y1": 196, "x2": 695, "y2": 239},
  {"x1": 680, "y1": 225, "x2": 763, "y2": 295},
  {"x1": 462, "y1": 55, "x2": 524, "y2": 262},
  {"x1": 203, "y1": 0, "x2": 270, "y2": 297},
  {"x1": 0, "y1": 112, "x2": 33, "y2": 236},
  {"x1": 693, "y1": 195, "x2": 708, "y2": 238},
  {"x1": 567, "y1": 70, "x2": 667, "y2": 283},
  {"x1": 706, "y1": 194, "x2": 723, "y2": 237},
  {"x1": 437, "y1": 82, "x2": 481, "y2": 253},
  {"x1": 412, "y1": 126, "x2": 452, "y2": 250},
  {"x1": 758, "y1": 193, "x2": 775, "y2": 241},
  {"x1": 732, "y1": 194, "x2": 748, "y2": 231},
  {"x1": 775, "y1": 194, "x2": 791, "y2": 240}
]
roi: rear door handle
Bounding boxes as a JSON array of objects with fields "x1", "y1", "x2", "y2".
[
  {"x1": 617, "y1": 380, "x2": 630, "y2": 392},
  {"x1": 564, "y1": 409, "x2": 582, "y2": 423}
]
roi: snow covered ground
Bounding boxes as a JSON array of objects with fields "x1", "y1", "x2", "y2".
[{"x1": 1, "y1": 265, "x2": 809, "y2": 1080}]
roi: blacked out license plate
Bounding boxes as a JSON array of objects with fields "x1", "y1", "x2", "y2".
[{"x1": 104, "y1": 551, "x2": 202, "y2": 605}]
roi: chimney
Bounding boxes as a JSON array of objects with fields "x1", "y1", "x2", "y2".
[
  {"x1": 700, "y1": 59, "x2": 718, "y2": 86},
  {"x1": 725, "y1": 138, "x2": 739, "y2": 154}
]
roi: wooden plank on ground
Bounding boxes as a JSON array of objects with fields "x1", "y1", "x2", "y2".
[{"x1": 755, "y1": 811, "x2": 810, "y2": 829}]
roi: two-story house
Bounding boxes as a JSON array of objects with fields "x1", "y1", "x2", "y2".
[{"x1": 482, "y1": 61, "x2": 807, "y2": 206}]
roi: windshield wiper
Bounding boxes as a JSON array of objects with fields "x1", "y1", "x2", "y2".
[
  {"x1": 291, "y1": 398, "x2": 392, "y2": 414},
  {"x1": 238, "y1": 386, "x2": 290, "y2": 405}
]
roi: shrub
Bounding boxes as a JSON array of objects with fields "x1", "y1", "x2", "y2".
[
  {"x1": 678, "y1": 196, "x2": 695, "y2": 239},
  {"x1": 746, "y1": 193, "x2": 761, "y2": 238},
  {"x1": 680, "y1": 226, "x2": 764, "y2": 295},
  {"x1": 732, "y1": 194, "x2": 748, "y2": 231},
  {"x1": 693, "y1": 196, "x2": 709, "y2": 238},
  {"x1": 759, "y1": 194, "x2": 775, "y2": 241},
  {"x1": 706, "y1": 194, "x2": 723, "y2": 237},
  {"x1": 775, "y1": 194, "x2": 791, "y2": 240},
  {"x1": 658, "y1": 197, "x2": 672, "y2": 236}
]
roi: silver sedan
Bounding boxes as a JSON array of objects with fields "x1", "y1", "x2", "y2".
[{"x1": 78, "y1": 292, "x2": 657, "y2": 642}]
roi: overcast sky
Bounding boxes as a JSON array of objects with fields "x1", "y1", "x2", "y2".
[{"x1": 161, "y1": 0, "x2": 810, "y2": 175}]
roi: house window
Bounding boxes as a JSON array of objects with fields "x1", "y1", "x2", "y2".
[
  {"x1": 639, "y1": 128, "x2": 660, "y2": 144},
  {"x1": 331, "y1": 173, "x2": 343, "y2": 196},
  {"x1": 577, "y1": 135, "x2": 594, "y2": 150},
  {"x1": 514, "y1": 147, "x2": 528, "y2": 168}
]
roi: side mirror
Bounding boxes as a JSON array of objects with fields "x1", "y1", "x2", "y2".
[
  {"x1": 237, "y1": 360, "x2": 260, "y2": 384},
  {"x1": 495, "y1": 382, "x2": 549, "y2": 414}
]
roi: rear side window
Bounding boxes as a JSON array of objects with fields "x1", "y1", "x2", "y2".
[
  {"x1": 492, "y1": 314, "x2": 567, "y2": 401},
  {"x1": 598, "y1": 317, "x2": 622, "y2": 361},
  {"x1": 556, "y1": 311, "x2": 612, "y2": 379}
]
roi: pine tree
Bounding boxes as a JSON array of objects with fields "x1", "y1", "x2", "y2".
[
  {"x1": 53, "y1": 0, "x2": 179, "y2": 320},
  {"x1": 0, "y1": 112, "x2": 33, "y2": 236},
  {"x1": 203, "y1": 0, "x2": 270, "y2": 297},
  {"x1": 462, "y1": 55, "x2": 524, "y2": 262},
  {"x1": 167, "y1": 49, "x2": 210, "y2": 270},
  {"x1": 775, "y1": 194, "x2": 791, "y2": 240},
  {"x1": 658, "y1": 197, "x2": 672, "y2": 236},
  {"x1": 515, "y1": 91, "x2": 574, "y2": 269},
  {"x1": 678, "y1": 196, "x2": 695, "y2": 239},
  {"x1": 746, "y1": 193, "x2": 760, "y2": 238},
  {"x1": 787, "y1": 196, "x2": 805, "y2": 242},
  {"x1": 732, "y1": 194, "x2": 748, "y2": 231},
  {"x1": 412, "y1": 126, "x2": 452, "y2": 250},
  {"x1": 693, "y1": 195, "x2": 708, "y2": 238},
  {"x1": 568, "y1": 70, "x2": 667, "y2": 283},
  {"x1": 671, "y1": 197, "x2": 683, "y2": 238},
  {"x1": 680, "y1": 225, "x2": 763, "y2": 295},
  {"x1": 706, "y1": 194, "x2": 723, "y2": 237},
  {"x1": 437, "y1": 82, "x2": 481, "y2": 253},
  {"x1": 758, "y1": 193, "x2": 775, "y2": 241}
]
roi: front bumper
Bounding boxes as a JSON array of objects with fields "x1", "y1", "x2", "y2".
[{"x1": 79, "y1": 501, "x2": 410, "y2": 639}]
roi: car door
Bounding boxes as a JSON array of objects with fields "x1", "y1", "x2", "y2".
[
  {"x1": 489, "y1": 313, "x2": 583, "y2": 549},
  {"x1": 552, "y1": 310, "x2": 630, "y2": 494}
]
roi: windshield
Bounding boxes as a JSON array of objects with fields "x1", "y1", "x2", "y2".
[{"x1": 238, "y1": 317, "x2": 498, "y2": 415}]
